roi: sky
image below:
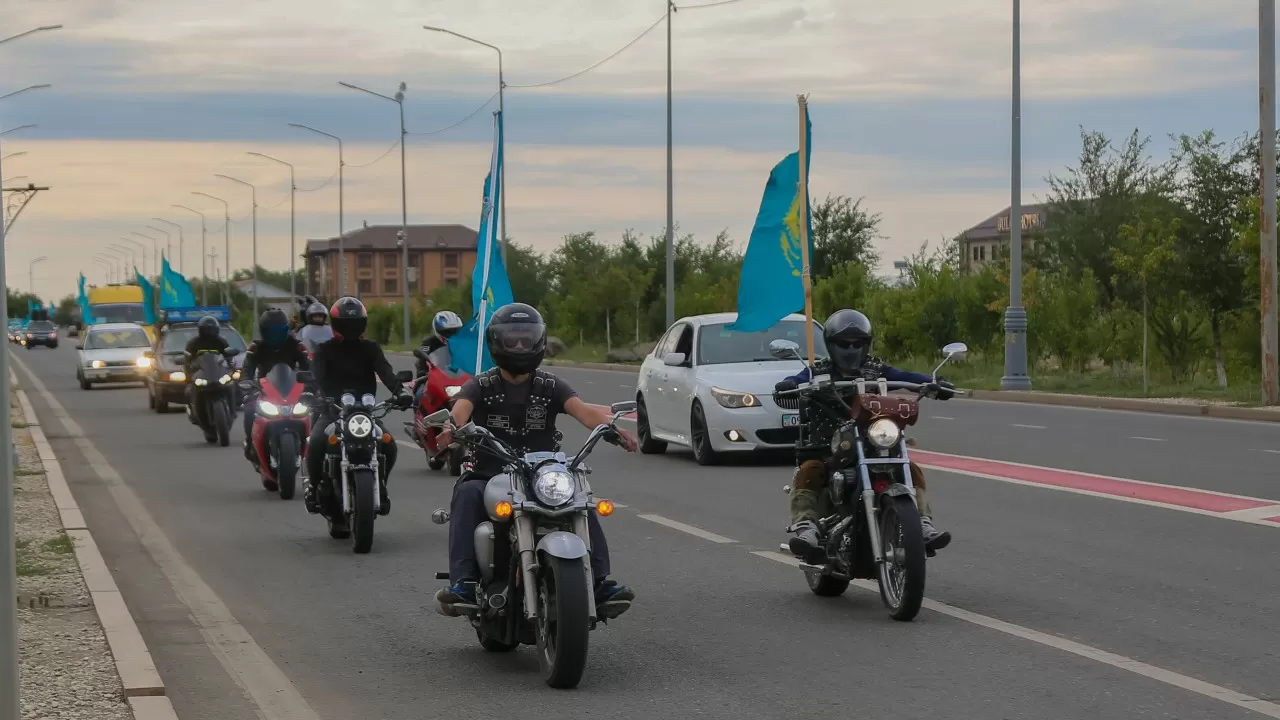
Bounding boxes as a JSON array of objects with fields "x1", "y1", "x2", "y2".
[{"x1": 0, "y1": 0, "x2": 1272, "y2": 303}]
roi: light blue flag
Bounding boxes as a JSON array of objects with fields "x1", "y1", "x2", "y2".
[
  {"x1": 727, "y1": 106, "x2": 813, "y2": 333},
  {"x1": 77, "y1": 274, "x2": 96, "y2": 325},
  {"x1": 456, "y1": 111, "x2": 513, "y2": 375},
  {"x1": 135, "y1": 268, "x2": 159, "y2": 325},
  {"x1": 159, "y1": 256, "x2": 197, "y2": 309}
]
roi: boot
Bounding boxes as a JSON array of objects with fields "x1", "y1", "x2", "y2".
[
  {"x1": 921, "y1": 516, "x2": 952, "y2": 554},
  {"x1": 788, "y1": 519, "x2": 824, "y2": 564}
]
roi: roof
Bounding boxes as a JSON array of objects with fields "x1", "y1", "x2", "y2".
[
  {"x1": 674, "y1": 312, "x2": 813, "y2": 327},
  {"x1": 235, "y1": 279, "x2": 292, "y2": 298},
  {"x1": 305, "y1": 224, "x2": 477, "y2": 254},
  {"x1": 961, "y1": 202, "x2": 1050, "y2": 241}
]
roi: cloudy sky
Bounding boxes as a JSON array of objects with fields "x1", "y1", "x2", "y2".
[{"x1": 0, "y1": 0, "x2": 1269, "y2": 302}]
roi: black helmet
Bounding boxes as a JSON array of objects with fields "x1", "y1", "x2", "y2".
[
  {"x1": 486, "y1": 303, "x2": 546, "y2": 375},
  {"x1": 823, "y1": 309, "x2": 873, "y2": 376},
  {"x1": 258, "y1": 307, "x2": 290, "y2": 346},
  {"x1": 197, "y1": 315, "x2": 221, "y2": 339},
  {"x1": 329, "y1": 296, "x2": 367, "y2": 341},
  {"x1": 305, "y1": 302, "x2": 328, "y2": 326}
]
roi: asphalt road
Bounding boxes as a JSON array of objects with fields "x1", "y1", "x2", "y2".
[{"x1": 13, "y1": 344, "x2": 1280, "y2": 720}]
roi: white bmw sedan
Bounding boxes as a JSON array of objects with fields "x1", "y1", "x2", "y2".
[{"x1": 635, "y1": 312, "x2": 827, "y2": 464}]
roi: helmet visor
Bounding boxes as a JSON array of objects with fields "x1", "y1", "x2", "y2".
[{"x1": 490, "y1": 322, "x2": 545, "y2": 352}]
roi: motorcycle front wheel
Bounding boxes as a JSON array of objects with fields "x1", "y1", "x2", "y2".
[
  {"x1": 213, "y1": 400, "x2": 231, "y2": 447},
  {"x1": 877, "y1": 495, "x2": 926, "y2": 621},
  {"x1": 536, "y1": 556, "x2": 591, "y2": 689},
  {"x1": 349, "y1": 468, "x2": 376, "y2": 554},
  {"x1": 276, "y1": 433, "x2": 298, "y2": 500}
]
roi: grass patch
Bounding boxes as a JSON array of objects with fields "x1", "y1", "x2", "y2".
[
  {"x1": 42, "y1": 534, "x2": 74, "y2": 554},
  {"x1": 10, "y1": 421, "x2": 27, "y2": 429},
  {"x1": 14, "y1": 467, "x2": 40, "y2": 476},
  {"x1": 14, "y1": 538, "x2": 49, "y2": 577}
]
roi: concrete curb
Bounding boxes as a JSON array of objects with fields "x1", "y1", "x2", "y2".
[{"x1": 12, "y1": 371, "x2": 180, "y2": 719}]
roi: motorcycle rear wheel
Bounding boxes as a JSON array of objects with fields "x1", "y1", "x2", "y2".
[
  {"x1": 877, "y1": 495, "x2": 926, "y2": 621},
  {"x1": 276, "y1": 433, "x2": 298, "y2": 500},
  {"x1": 349, "y1": 469, "x2": 376, "y2": 554},
  {"x1": 536, "y1": 556, "x2": 591, "y2": 689}
]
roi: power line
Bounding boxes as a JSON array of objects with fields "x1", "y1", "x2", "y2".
[
  {"x1": 505, "y1": 13, "x2": 666, "y2": 89},
  {"x1": 346, "y1": 138, "x2": 402, "y2": 168},
  {"x1": 407, "y1": 90, "x2": 500, "y2": 136}
]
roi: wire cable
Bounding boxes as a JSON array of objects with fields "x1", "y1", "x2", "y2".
[
  {"x1": 407, "y1": 90, "x2": 500, "y2": 136},
  {"x1": 505, "y1": 13, "x2": 666, "y2": 88},
  {"x1": 346, "y1": 138, "x2": 402, "y2": 169}
]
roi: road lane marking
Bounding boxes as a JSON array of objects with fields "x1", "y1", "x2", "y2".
[
  {"x1": 913, "y1": 449, "x2": 1280, "y2": 527},
  {"x1": 1130, "y1": 436, "x2": 1167, "y2": 442},
  {"x1": 636, "y1": 514, "x2": 737, "y2": 543},
  {"x1": 1254, "y1": 449, "x2": 1280, "y2": 454},
  {"x1": 750, "y1": 551, "x2": 1280, "y2": 718},
  {"x1": 931, "y1": 416, "x2": 955, "y2": 421},
  {"x1": 13, "y1": 355, "x2": 323, "y2": 720},
  {"x1": 1011, "y1": 423, "x2": 1046, "y2": 429},
  {"x1": 1223, "y1": 506, "x2": 1280, "y2": 521}
]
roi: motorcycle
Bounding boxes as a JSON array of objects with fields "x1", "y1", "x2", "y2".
[
  {"x1": 186, "y1": 348, "x2": 240, "y2": 447},
  {"x1": 771, "y1": 339, "x2": 968, "y2": 622},
  {"x1": 243, "y1": 366, "x2": 312, "y2": 500},
  {"x1": 424, "y1": 400, "x2": 634, "y2": 689},
  {"x1": 404, "y1": 345, "x2": 472, "y2": 475},
  {"x1": 303, "y1": 383, "x2": 410, "y2": 554}
]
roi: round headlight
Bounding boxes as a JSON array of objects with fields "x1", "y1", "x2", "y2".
[
  {"x1": 866, "y1": 418, "x2": 902, "y2": 449},
  {"x1": 445, "y1": 385, "x2": 461, "y2": 398},
  {"x1": 136, "y1": 356, "x2": 152, "y2": 368},
  {"x1": 218, "y1": 374, "x2": 232, "y2": 384},
  {"x1": 292, "y1": 403, "x2": 309, "y2": 416},
  {"x1": 346, "y1": 414, "x2": 373, "y2": 438},
  {"x1": 194, "y1": 378, "x2": 208, "y2": 386},
  {"x1": 170, "y1": 371, "x2": 187, "y2": 382},
  {"x1": 258, "y1": 401, "x2": 281, "y2": 417},
  {"x1": 91, "y1": 360, "x2": 105, "y2": 369},
  {"x1": 533, "y1": 468, "x2": 575, "y2": 507}
]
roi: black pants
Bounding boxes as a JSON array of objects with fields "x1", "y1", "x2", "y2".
[
  {"x1": 242, "y1": 395, "x2": 258, "y2": 443},
  {"x1": 448, "y1": 473, "x2": 610, "y2": 583},
  {"x1": 306, "y1": 413, "x2": 398, "y2": 501}
]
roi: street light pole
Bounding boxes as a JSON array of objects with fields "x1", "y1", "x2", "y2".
[
  {"x1": 92, "y1": 254, "x2": 115, "y2": 283},
  {"x1": 338, "y1": 81, "x2": 411, "y2": 346},
  {"x1": 288, "y1": 123, "x2": 345, "y2": 296},
  {"x1": 152, "y1": 218, "x2": 185, "y2": 274},
  {"x1": 131, "y1": 232, "x2": 158, "y2": 278},
  {"x1": 144, "y1": 224, "x2": 170, "y2": 264},
  {"x1": 423, "y1": 26, "x2": 507, "y2": 261},
  {"x1": 665, "y1": 0, "x2": 676, "y2": 327},
  {"x1": 247, "y1": 152, "x2": 297, "y2": 300},
  {"x1": 173, "y1": 205, "x2": 208, "y2": 305},
  {"x1": 119, "y1": 238, "x2": 148, "y2": 277},
  {"x1": 1000, "y1": 0, "x2": 1032, "y2": 391},
  {"x1": 1263, "y1": 0, "x2": 1279, "y2": 404},
  {"x1": 215, "y1": 174, "x2": 259, "y2": 320},
  {"x1": 107, "y1": 244, "x2": 135, "y2": 273},
  {"x1": 28, "y1": 256, "x2": 47, "y2": 297},
  {"x1": 192, "y1": 192, "x2": 231, "y2": 305},
  {"x1": 92, "y1": 258, "x2": 112, "y2": 284}
]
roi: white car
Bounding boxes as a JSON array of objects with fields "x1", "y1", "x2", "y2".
[
  {"x1": 635, "y1": 312, "x2": 827, "y2": 464},
  {"x1": 75, "y1": 323, "x2": 153, "y2": 390}
]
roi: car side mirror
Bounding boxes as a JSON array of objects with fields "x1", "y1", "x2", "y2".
[
  {"x1": 74, "y1": 343, "x2": 84, "y2": 350},
  {"x1": 663, "y1": 352, "x2": 686, "y2": 367},
  {"x1": 295, "y1": 370, "x2": 314, "y2": 384},
  {"x1": 395, "y1": 370, "x2": 414, "y2": 383}
]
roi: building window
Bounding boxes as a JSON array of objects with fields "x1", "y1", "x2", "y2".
[
  {"x1": 979, "y1": 245, "x2": 986, "y2": 261},
  {"x1": 383, "y1": 252, "x2": 398, "y2": 268},
  {"x1": 408, "y1": 252, "x2": 419, "y2": 266},
  {"x1": 358, "y1": 278, "x2": 372, "y2": 294},
  {"x1": 445, "y1": 252, "x2": 459, "y2": 268},
  {"x1": 972, "y1": 246, "x2": 979, "y2": 261},
  {"x1": 357, "y1": 253, "x2": 372, "y2": 269},
  {"x1": 383, "y1": 278, "x2": 398, "y2": 294},
  {"x1": 444, "y1": 277, "x2": 458, "y2": 286}
]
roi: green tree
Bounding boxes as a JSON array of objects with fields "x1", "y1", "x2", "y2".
[
  {"x1": 810, "y1": 194, "x2": 882, "y2": 279},
  {"x1": 53, "y1": 294, "x2": 77, "y2": 326}
]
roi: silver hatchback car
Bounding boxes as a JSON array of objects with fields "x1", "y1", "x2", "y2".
[{"x1": 75, "y1": 323, "x2": 153, "y2": 390}]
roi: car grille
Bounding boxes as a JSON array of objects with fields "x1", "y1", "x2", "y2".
[
  {"x1": 103, "y1": 360, "x2": 135, "y2": 367},
  {"x1": 756, "y1": 427, "x2": 799, "y2": 445},
  {"x1": 773, "y1": 394, "x2": 799, "y2": 410}
]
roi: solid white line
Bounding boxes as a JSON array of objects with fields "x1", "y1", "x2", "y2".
[
  {"x1": 750, "y1": 550, "x2": 1280, "y2": 718},
  {"x1": 13, "y1": 355, "x2": 323, "y2": 720},
  {"x1": 1011, "y1": 423, "x2": 1046, "y2": 429},
  {"x1": 1130, "y1": 436, "x2": 1167, "y2": 442},
  {"x1": 636, "y1": 514, "x2": 737, "y2": 544},
  {"x1": 1222, "y1": 506, "x2": 1280, "y2": 521}
]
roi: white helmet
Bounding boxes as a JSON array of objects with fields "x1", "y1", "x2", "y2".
[{"x1": 433, "y1": 310, "x2": 464, "y2": 342}]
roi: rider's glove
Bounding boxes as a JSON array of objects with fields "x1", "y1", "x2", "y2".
[
  {"x1": 926, "y1": 379, "x2": 955, "y2": 401},
  {"x1": 393, "y1": 390, "x2": 414, "y2": 409},
  {"x1": 774, "y1": 379, "x2": 799, "y2": 393}
]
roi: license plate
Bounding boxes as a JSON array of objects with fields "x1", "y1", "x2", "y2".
[{"x1": 781, "y1": 414, "x2": 800, "y2": 427}]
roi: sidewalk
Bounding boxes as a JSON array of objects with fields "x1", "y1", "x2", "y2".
[{"x1": 10, "y1": 374, "x2": 177, "y2": 720}]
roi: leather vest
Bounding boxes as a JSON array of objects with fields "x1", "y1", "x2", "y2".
[{"x1": 470, "y1": 369, "x2": 563, "y2": 473}]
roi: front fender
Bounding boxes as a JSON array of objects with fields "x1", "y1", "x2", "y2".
[
  {"x1": 883, "y1": 482, "x2": 916, "y2": 499},
  {"x1": 535, "y1": 530, "x2": 588, "y2": 560}
]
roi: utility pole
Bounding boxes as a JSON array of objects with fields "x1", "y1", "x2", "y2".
[
  {"x1": 1000, "y1": 0, "x2": 1032, "y2": 391},
  {"x1": 1262, "y1": 0, "x2": 1279, "y2": 404},
  {"x1": 665, "y1": 0, "x2": 676, "y2": 328}
]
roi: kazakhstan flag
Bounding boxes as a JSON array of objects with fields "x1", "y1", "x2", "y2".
[
  {"x1": 77, "y1": 274, "x2": 96, "y2": 325},
  {"x1": 135, "y1": 268, "x2": 159, "y2": 325},
  {"x1": 159, "y1": 256, "x2": 196, "y2": 309},
  {"x1": 727, "y1": 105, "x2": 813, "y2": 333}
]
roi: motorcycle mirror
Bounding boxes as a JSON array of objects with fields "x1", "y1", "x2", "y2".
[
  {"x1": 299, "y1": 392, "x2": 316, "y2": 405},
  {"x1": 394, "y1": 370, "x2": 414, "y2": 383},
  {"x1": 941, "y1": 342, "x2": 968, "y2": 360},
  {"x1": 430, "y1": 509, "x2": 450, "y2": 525},
  {"x1": 769, "y1": 339, "x2": 802, "y2": 360},
  {"x1": 295, "y1": 370, "x2": 314, "y2": 384},
  {"x1": 425, "y1": 408, "x2": 452, "y2": 425},
  {"x1": 610, "y1": 400, "x2": 637, "y2": 416},
  {"x1": 412, "y1": 347, "x2": 431, "y2": 362}
]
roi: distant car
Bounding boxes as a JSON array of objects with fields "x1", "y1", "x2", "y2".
[
  {"x1": 75, "y1": 323, "x2": 151, "y2": 389},
  {"x1": 23, "y1": 320, "x2": 58, "y2": 349},
  {"x1": 635, "y1": 312, "x2": 827, "y2": 465},
  {"x1": 144, "y1": 322, "x2": 246, "y2": 413}
]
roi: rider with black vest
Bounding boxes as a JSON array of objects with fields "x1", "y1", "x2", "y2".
[{"x1": 434, "y1": 303, "x2": 639, "y2": 615}]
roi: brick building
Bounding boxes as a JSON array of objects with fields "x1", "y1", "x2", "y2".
[
  {"x1": 304, "y1": 223, "x2": 478, "y2": 304},
  {"x1": 956, "y1": 202, "x2": 1049, "y2": 273}
]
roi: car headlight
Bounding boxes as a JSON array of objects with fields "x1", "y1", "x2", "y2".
[
  {"x1": 346, "y1": 414, "x2": 373, "y2": 438},
  {"x1": 291, "y1": 403, "x2": 309, "y2": 417},
  {"x1": 533, "y1": 468, "x2": 575, "y2": 507},
  {"x1": 866, "y1": 418, "x2": 902, "y2": 449},
  {"x1": 194, "y1": 378, "x2": 208, "y2": 387},
  {"x1": 445, "y1": 385, "x2": 461, "y2": 398},
  {"x1": 218, "y1": 374, "x2": 232, "y2": 385},
  {"x1": 90, "y1": 360, "x2": 105, "y2": 369},
  {"x1": 136, "y1": 356, "x2": 152, "y2": 368},
  {"x1": 169, "y1": 371, "x2": 186, "y2": 382},
  {"x1": 710, "y1": 386, "x2": 759, "y2": 409},
  {"x1": 258, "y1": 400, "x2": 281, "y2": 417}
]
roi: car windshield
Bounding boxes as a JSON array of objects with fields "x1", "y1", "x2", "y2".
[
  {"x1": 27, "y1": 321, "x2": 54, "y2": 332},
  {"x1": 91, "y1": 303, "x2": 147, "y2": 324},
  {"x1": 161, "y1": 326, "x2": 247, "y2": 354},
  {"x1": 85, "y1": 328, "x2": 149, "y2": 349},
  {"x1": 696, "y1": 320, "x2": 828, "y2": 366}
]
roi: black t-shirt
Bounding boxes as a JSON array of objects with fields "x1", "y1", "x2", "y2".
[
  {"x1": 456, "y1": 372, "x2": 579, "y2": 476},
  {"x1": 312, "y1": 338, "x2": 404, "y2": 402}
]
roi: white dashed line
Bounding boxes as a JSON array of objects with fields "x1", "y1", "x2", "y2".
[
  {"x1": 636, "y1": 514, "x2": 737, "y2": 544},
  {"x1": 1255, "y1": 449, "x2": 1280, "y2": 454},
  {"x1": 1130, "y1": 436, "x2": 1167, "y2": 442},
  {"x1": 750, "y1": 550, "x2": 1280, "y2": 718},
  {"x1": 932, "y1": 416, "x2": 956, "y2": 421},
  {"x1": 1011, "y1": 423, "x2": 1046, "y2": 429}
]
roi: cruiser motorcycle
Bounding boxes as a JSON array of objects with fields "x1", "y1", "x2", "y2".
[
  {"x1": 425, "y1": 401, "x2": 634, "y2": 689},
  {"x1": 772, "y1": 339, "x2": 968, "y2": 622}
]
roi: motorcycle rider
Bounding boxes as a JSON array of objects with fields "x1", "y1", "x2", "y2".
[
  {"x1": 304, "y1": 297, "x2": 414, "y2": 526},
  {"x1": 239, "y1": 308, "x2": 311, "y2": 461},
  {"x1": 183, "y1": 316, "x2": 231, "y2": 408},
  {"x1": 413, "y1": 310, "x2": 464, "y2": 403},
  {"x1": 433, "y1": 303, "x2": 638, "y2": 615},
  {"x1": 775, "y1": 308, "x2": 955, "y2": 562},
  {"x1": 296, "y1": 301, "x2": 333, "y2": 355}
]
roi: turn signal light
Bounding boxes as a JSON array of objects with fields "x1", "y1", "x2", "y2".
[
  {"x1": 380, "y1": 432, "x2": 392, "y2": 444},
  {"x1": 327, "y1": 434, "x2": 339, "y2": 446},
  {"x1": 596, "y1": 499, "x2": 615, "y2": 517},
  {"x1": 494, "y1": 501, "x2": 513, "y2": 519}
]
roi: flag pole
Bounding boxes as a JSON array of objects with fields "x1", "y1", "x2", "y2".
[
  {"x1": 796, "y1": 94, "x2": 816, "y2": 369},
  {"x1": 474, "y1": 110, "x2": 502, "y2": 374}
]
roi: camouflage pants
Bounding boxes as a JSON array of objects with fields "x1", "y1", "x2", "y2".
[{"x1": 789, "y1": 459, "x2": 934, "y2": 523}]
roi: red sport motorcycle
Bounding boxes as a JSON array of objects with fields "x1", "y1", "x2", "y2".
[
  {"x1": 404, "y1": 345, "x2": 471, "y2": 475},
  {"x1": 245, "y1": 364, "x2": 313, "y2": 499}
]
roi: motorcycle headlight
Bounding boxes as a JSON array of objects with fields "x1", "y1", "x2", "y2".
[
  {"x1": 292, "y1": 403, "x2": 309, "y2": 416},
  {"x1": 169, "y1": 371, "x2": 187, "y2": 382},
  {"x1": 194, "y1": 378, "x2": 208, "y2": 387},
  {"x1": 533, "y1": 468, "x2": 575, "y2": 507},
  {"x1": 346, "y1": 414, "x2": 373, "y2": 438},
  {"x1": 866, "y1": 418, "x2": 902, "y2": 449},
  {"x1": 258, "y1": 400, "x2": 281, "y2": 417},
  {"x1": 135, "y1": 356, "x2": 152, "y2": 368},
  {"x1": 710, "y1": 386, "x2": 759, "y2": 409},
  {"x1": 445, "y1": 385, "x2": 461, "y2": 398},
  {"x1": 232, "y1": 370, "x2": 241, "y2": 381},
  {"x1": 90, "y1": 360, "x2": 105, "y2": 369},
  {"x1": 218, "y1": 374, "x2": 232, "y2": 385}
]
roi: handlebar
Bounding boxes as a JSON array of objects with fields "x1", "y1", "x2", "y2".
[
  {"x1": 427, "y1": 408, "x2": 631, "y2": 473},
  {"x1": 774, "y1": 377, "x2": 970, "y2": 398}
]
